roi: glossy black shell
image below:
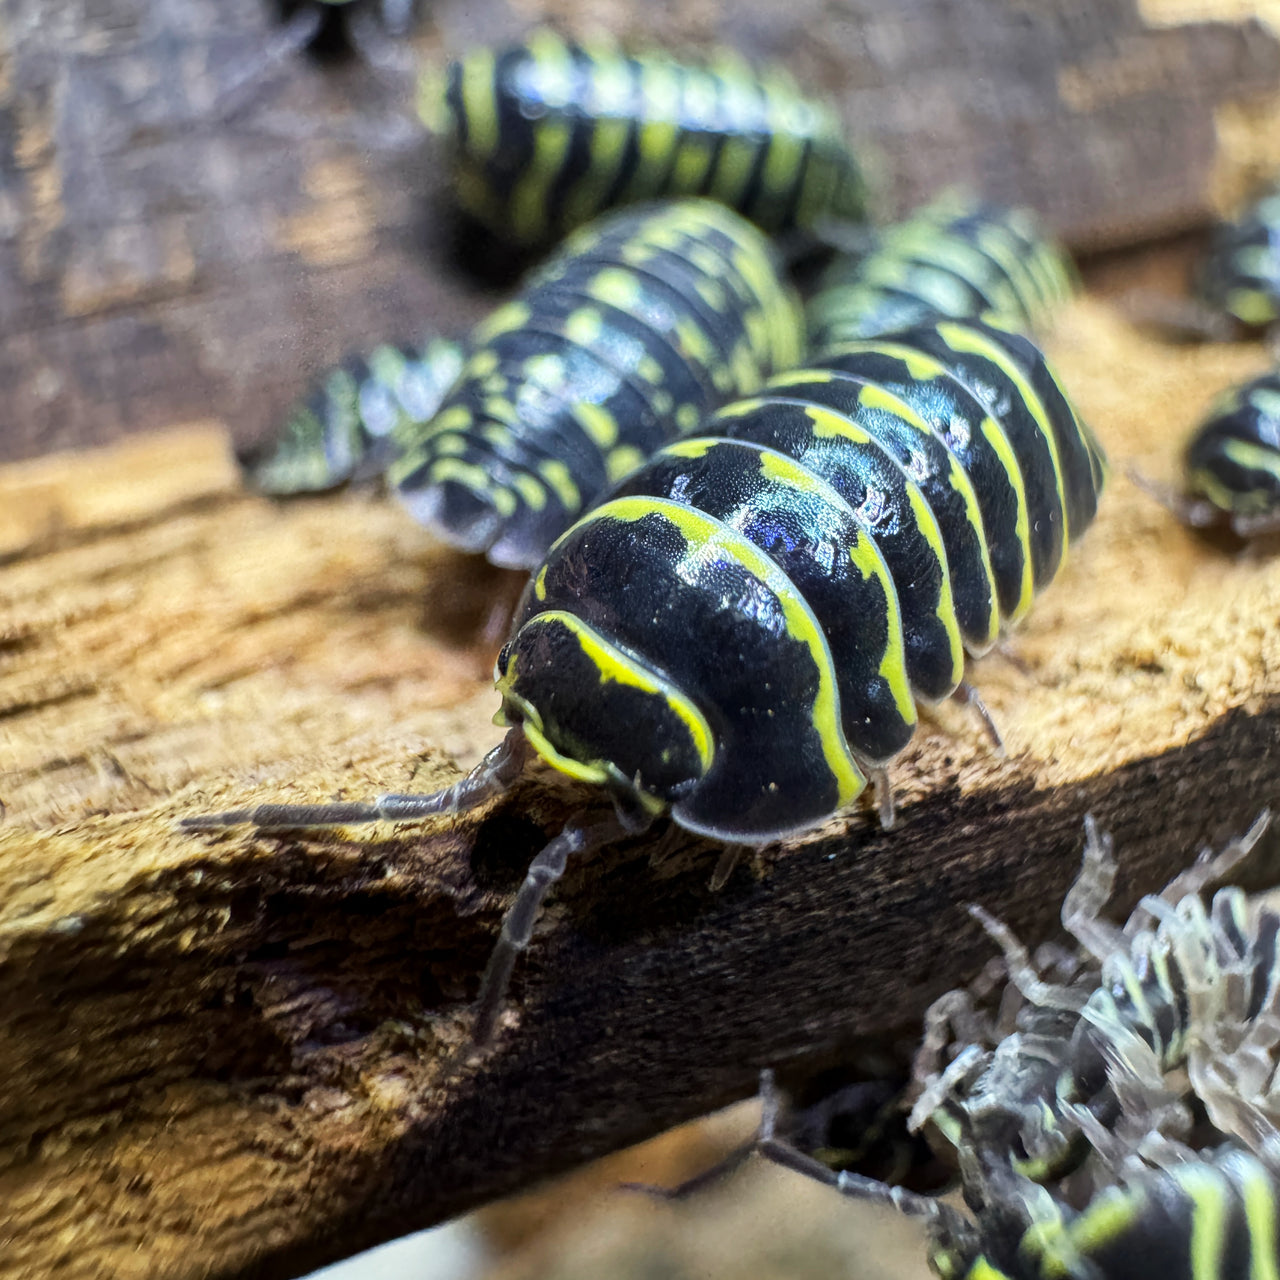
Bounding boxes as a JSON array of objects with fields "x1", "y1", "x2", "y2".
[
  {"x1": 496, "y1": 317, "x2": 1105, "y2": 842},
  {"x1": 423, "y1": 28, "x2": 867, "y2": 249}
]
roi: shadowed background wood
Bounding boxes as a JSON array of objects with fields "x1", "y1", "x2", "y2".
[
  {"x1": 6, "y1": 1, "x2": 1280, "y2": 1278},
  {"x1": 2, "y1": 0, "x2": 1279, "y2": 461}
]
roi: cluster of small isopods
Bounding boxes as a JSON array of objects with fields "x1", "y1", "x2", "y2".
[
  {"x1": 188, "y1": 13, "x2": 1280, "y2": 1278},
  {"x1": 748, "y1": 813, "x2": 1280, "y2": 1280}
]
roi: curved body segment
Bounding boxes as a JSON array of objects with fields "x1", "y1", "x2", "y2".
[
  {"x1": 390, "y1": 199, "x2": 804, "y2": 568},
  {"x1": 808, "y1": 193, "x2": 1076, "y2": 349},
  {"x1": 241, "y1": 338, "x2": 463, "y2": 494},
  {"x1": 425, "y1": 29, "x2": 867, "y2": 248},
  {"x1": 1199, "y1": 187, "x2": 1280, "y2": 330},
  {"x1": 934, "y1": 1146, "x2": 1280, "y2": 1280},
  {"x1": 498, "y1": 317, "x2": 1104, "y2": 842},
  {"x1": 1184, "y1": 370, "x2": 1280, "y2": 535}
]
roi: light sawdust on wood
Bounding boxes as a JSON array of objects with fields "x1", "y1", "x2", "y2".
[{"x1": 4, "y1": 300, "x2": 1280, "y2": 1280}]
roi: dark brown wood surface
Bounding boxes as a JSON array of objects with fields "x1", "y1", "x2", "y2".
[
  {"x1": 1, "y1": 0, "x2": 1277, "y2": 463},
  {"x1": 5, "y1": 297, "x2": 1280, "y2": 1278}
]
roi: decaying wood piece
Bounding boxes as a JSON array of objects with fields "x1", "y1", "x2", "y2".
[
  {"x1": 1, "y1": 0, "x2": 1277, "y2": 465},
  {"x1": 3, "y1": 299, "x2": 1280, "y2": 1279}
]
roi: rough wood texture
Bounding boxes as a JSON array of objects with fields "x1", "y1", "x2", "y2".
[
  {"x1": 4, "y1": 299, "x2": 1280, "y2": 1279},
  {"x1": 2, "y1": 0, "x2": 1277, "y2": 463}
]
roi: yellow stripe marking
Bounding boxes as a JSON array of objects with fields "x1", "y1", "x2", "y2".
[
  {"x1": 793, "y1": 401, "x2": 964, "y2": 689},
  {"x1": 459, "y1": 48, "x2": 499, "y2": 162},
  {"x1": 563, "y1": 113, "x2": 629, "y2": 227},
  {"x1": 538, "y1": 459, "x2": 580, "y2": 510},
  {"x1": 579, "y1": 494, "x2": 864, "y2": 806},
  {"x1": 626, "y1": 59, "x2": 683, "y2": 195},
  {"x1": 510, "y1": 117, "x2": 571, "y2": 244},
  {"x1": 589, "y1": 266, "x2": 641, "y2": 310},
  {"x1": 675, "y1": 403, "x2": 701, "y2": 434},
  {"x1": 426, "y1": 459, "x2": 517, "y2": 517},
  {"x1": 1191, "y1": 466, "x2": 1246, "y2": 513},
  {"x1": 659, "y1": 436, "x2": 717, "y2": 460},
  {"x1": 416, "y1": 64, "x2": 447, "y2": 135},
  {"x1": 502, "y1": 609, "x2": 716, "y2": 779},
  {"x1": 1061, "y1": 1186, "x2": 1142, "y2": 1262},
  {"x1": 1226, "y1": 287, "x2": 1279, "y2": 326},
  {"x1": 523, "y1": 353, "x2": 567, "y2": 389},
  {"x1": 857, "y1": 382, "x2": 997, "y2": 645},
  {"x1": 564, "y1": 307, "x2": 605, "y2": 349},
  {"x1": 509, "y1": 471, "x2": 546, "y2": 511},
  {"x1": 974, "y1": 222, "x2": 1046, "y2": 317},
  {"x1": 1222, "y1": 438, "x2": 1280, "y2": 484},
  {"x1": 572, "y1": 402, "x2": 619, "y2": 449},
  {"x1": 1182, "y1": 1165, "x2": 1230, "y2": 1280},
  {"x1": 937, "y1": 320, "x2": 1072, "y2": 553},
  {"x1": 606, "y1": 444, "x2": 645, "y2": 480},
  {"x1": 758, "y1": 73, "x2": 806, "y2": 202},
  {"x1": 1250, "y1": 387, "x2": 1280, "y2": 419},
  {"x1": 474, "y1": 300, "x2": 532, "y2": 343},
  {"x1": 904, "y1": 484, "x2": 965, "y2": 688},
  {"x1": 980, "y1": 413, "x2": 1034, "y2": 620},
  {"x1": 753, "y1": 445, "x2": 915, "y2": 729},
  {"x1": 466, "y1": 348, "x2": 500, "y2": 379},
  {"x1": 1240, "y1": 1157, "x2": 1280, "y2": 1280},
  {"x1": 963, "y1": 1262, "x2": 1013, "y2": 1280}
]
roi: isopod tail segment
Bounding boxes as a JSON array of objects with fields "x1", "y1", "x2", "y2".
[
  {"x1": 387, "y1": 197, "x2": 804, "y2": 571},
  {"x1": 240, "y1": 338, "x2": 465, "y2": 496},
  {"x1": 1131, "y1": 369, "x2": 1280, "y2": 540}
]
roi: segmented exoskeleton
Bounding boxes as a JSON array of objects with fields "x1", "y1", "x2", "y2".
[
  {"x1": 1127, "y1": 185, "x2": 1280, "y2": 344},
  {"x1": 807, "y1": 193, "x2": 1076, "y2": 350},
  {"x1": 185, "y1": 315, "x2": 1103, "y2": 1046},
  {"x1": 1198, "y1": 185, "x2": 1280, "y2": 334},
  {"x1": 421, "y1": 28, "x2": 868, "y2": 249},
  {"x1": 388, "y1": 197, "x2": 804, "y2": 569},
  {"x1": 752, "y1": 813, "x2": 1280, "y2": 1280},
  {"x1": 1164, "y1": 370, "x2": 1280, "y2": 538},
  {"x1": 950, "y1": 815, "x2": 1274, "y2": 1177},
  {"x1": 242, "y1": 338, "x2": 463, "y2": 495},
  {"x1": 762, "y1": 1089, "x2": 1280, "y2": 1280}
]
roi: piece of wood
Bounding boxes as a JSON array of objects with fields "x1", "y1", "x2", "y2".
[
  {"x1": 4, "y1": 298, "x2": 1280, "y2": 1279},
  {"x1": 2, "y1": 0, "x2": 1277, "y2": 464}
]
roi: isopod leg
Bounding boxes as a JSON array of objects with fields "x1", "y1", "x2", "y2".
[
  {"x1": 473, "y1": 811, "x2": 635, "y2": 1045},
  {"x1": 180, "y1": 728, "x2": 530, "y2": 831},
  {"x1": 954, "y1": 682, "x2": 1004, "y2": 756},
  {"x1": 871, "y1": 768, "x2": 895, "y2": 830},
  {"x1": 1126, "y1": 465, "x2": 1223, "y2": 530}
]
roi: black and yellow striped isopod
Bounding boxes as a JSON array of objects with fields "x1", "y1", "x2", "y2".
[
  {"x1": 419, "y1": 28, "x2": 868, "y2": 250},
  {"x1": 388, "y1": 197, "x2": 804, "y2": 569},
  {"x1": 185, "y1": 316, "x2": 1104, "y2": 1045},
  {"x1": 771, "y1": 1135, "x2": 1280, "y2": 1280},
  {"x1": 242, "y1": 337, "x2": 464, "y2": 495},
  {"x1": 912, "y1": 811, "x2": 1276, "y2": 1191},
  {"x1": 1174, "y1": 370, "x2": 1280, "y2": 537},
  {"x1": 807, "y1": 193, "x2": 1077, "y2": 349},
  {"x1": 1198, "y1": 185, "x2": 1280, "y2": 334}
]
